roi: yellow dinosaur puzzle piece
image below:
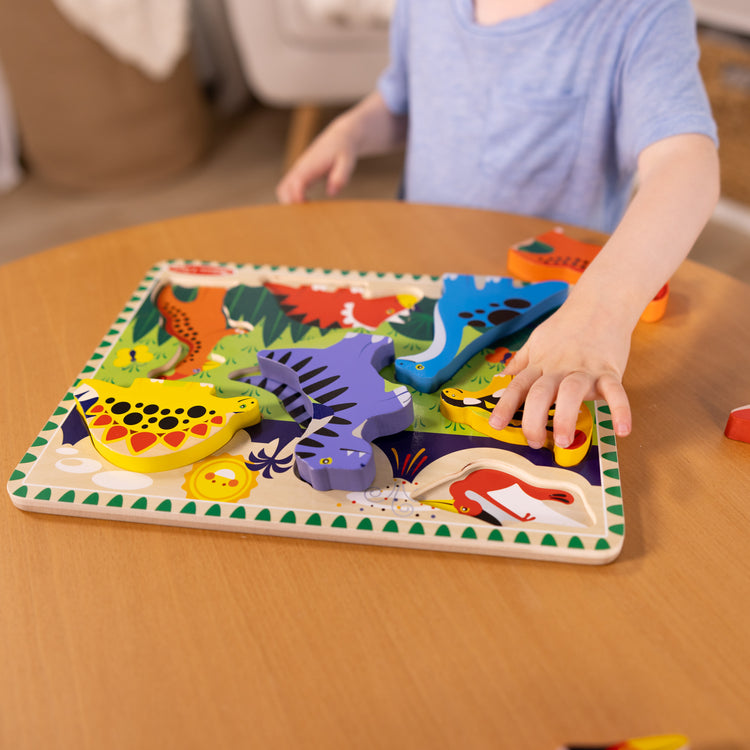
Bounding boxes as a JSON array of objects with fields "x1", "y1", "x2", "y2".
[
  {"x1": 440, "y1": 373, "x2": 593, "y2": 467},
  {"x1": 560, "y1": 734, "x2": 689, "y2": 750},
  {"x1": 73, "y1": 378, "x2": 261, "y2": 473}
]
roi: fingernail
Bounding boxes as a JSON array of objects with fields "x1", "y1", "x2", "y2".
[
  {"x1": 555, "y1": 435, "x2": 571, "y2": 448},
  {"x1": 527, "y1": 440, "x2": 543, "y2": 450}
]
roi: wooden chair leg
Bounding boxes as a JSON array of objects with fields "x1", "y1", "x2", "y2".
[{"x1": 284, "y1": 104, "x2": 323, "y2": 171}]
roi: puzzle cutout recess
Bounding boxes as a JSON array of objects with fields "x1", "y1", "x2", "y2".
[{"x1": 8, "y1": 242, "x2": 628, "y2": 563}]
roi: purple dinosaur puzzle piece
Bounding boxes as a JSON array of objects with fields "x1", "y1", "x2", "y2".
[{"x1": 255, "y1": 333, "x2": 414, "y2": 492}]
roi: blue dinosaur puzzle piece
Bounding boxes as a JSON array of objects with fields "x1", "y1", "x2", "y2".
[
  {"x1": 248, "y1": 333, "x2": 414, "y2": 492},
  {"x1": 394, "y1": 274, "x2": 568, "y2": 393}
]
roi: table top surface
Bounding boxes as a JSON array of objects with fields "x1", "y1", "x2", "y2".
[{"x1": 1, "y1": 201, "x2": 749, "y2": 750}]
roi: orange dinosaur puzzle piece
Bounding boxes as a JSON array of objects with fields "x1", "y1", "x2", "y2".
[
  {"x1": 508, "y1": 228, "x2": 669, "y2": 322},
  {"x1": 153, "y1": 285, "x2": 250, "y2": 379}
]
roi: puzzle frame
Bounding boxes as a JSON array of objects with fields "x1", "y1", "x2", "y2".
[{"x1": 7, "y1": 260, "x2": 625, "y2": 563}]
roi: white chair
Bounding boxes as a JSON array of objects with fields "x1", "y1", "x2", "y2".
[{"x1": 222, "y1": 0, "x2": 390, "y2": 168}]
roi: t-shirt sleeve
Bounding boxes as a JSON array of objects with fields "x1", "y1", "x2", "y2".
[
  {"x1": 376, "y1": 0, "x2": 410, "y2": 116},
  {"x1": 616, "y1": 0, "x2": 718, "y2": 170}
]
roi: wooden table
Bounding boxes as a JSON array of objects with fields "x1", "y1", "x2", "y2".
[{"x1": 1, "y1": 202, "x2": 749, "y2": 749}]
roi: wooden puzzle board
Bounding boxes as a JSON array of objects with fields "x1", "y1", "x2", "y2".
[{"x1": 7, "y1": 260, "x2": 625, "y2": 563}]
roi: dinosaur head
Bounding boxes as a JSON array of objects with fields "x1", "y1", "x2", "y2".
[{"x1": 294, "y1": 434, "x2": 375, "y2": 492}]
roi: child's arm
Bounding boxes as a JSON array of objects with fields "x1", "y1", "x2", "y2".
[
  {"x1": 489, "y1": 133, "x2": 720, "y2": 449},
  {"x1": 276, "y1": 91, "x2": 407, "y2": 204}
]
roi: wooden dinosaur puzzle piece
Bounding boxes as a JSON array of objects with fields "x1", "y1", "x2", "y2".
[
  {"x1": 508, "y1": 228, "x2": 669, "y2": 322},
  {"x1": 440, "y1": 373, "x2": 593, "y2": 467},
  {"x1": 725, "y1": 404, "x2": 750, "y2": 443},
  {"x1": 507, "y1": 228, "x2": 602, "y2": 283},
  {"x1": 73, "y1": 378, "x2": 261, "y2": 473},
  {"x1": 264, "y1": 281, "x2": 418, "y2": 330},
  {"x1": 560, "y1": 734, "x2": 689, "y2": 750},
  {"x1": 247, "y1": 333, "x2": 414, "y2": 492},
  {"x1": 153, "y1": 284, "x2": 251, "y2": 379},
  {"x1": 394, "y1": 274, "x2": 568, "y2": 393}
]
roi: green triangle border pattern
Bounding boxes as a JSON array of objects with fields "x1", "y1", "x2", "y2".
[{"x1": 7, "y1": 465, "x2": 623, "y2": 559}]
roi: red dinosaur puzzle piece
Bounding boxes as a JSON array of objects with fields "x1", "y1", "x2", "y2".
[{"x1": 725, "y1": 404, "x2": 750, "y2": 443}]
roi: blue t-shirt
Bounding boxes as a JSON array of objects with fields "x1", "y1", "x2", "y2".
[{"x1": 377, "y1": 0, "x2": 717, "y2": 233}]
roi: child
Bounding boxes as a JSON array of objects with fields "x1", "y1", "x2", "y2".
[{"x1": 276, "y1": 0, "x2": 719, "y2": 450}]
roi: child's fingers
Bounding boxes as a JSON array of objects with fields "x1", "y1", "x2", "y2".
[
  {"x1": 552, "y1": 371, "x2": 592, "y2": 448},
  {"x1": 520, "y1": 376, "x2": 559, "y2": 449},
  {"x1": 488, "y1": 366, "x2": 536, "y2": 432},
  {"x1": 277, "y1": 161, "x2": 322, "y2": 203},
  {"x1": 327, "y1": 151, "x2": 357, "y2": 196},
  {"x1": 275, "y1": 173, "x2": 294, "y2": 203},
  {"x1": 277, "y1": 150, "x2": 337, "y2": 204},
  {"x1": 276, "y1": 174, "x2": 306, "y2": 204},
  {"x1": 597, "y1": 373, "x2": 632, "y2": 436}
]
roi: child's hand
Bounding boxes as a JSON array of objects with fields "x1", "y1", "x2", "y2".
[
  {"x1": 489, "y1": 135, "x2": 721, "y2": 451},
  {"x1": 276, "y1": 117, "x2": 359, "y2": 204},
  {"x1": 276, "y1": 91, "x2": 406, "y2": 205},
  {"x1": 488, "y1": 300, "x2": 633, "y2": 449}
]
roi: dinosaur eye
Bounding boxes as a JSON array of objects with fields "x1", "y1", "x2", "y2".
[
  {"x1": 415, "y1": 364, "x2": 424, "y2": 371},
  {"x1": 320, "y1": 457, "x2": 333, "y2": 465},
  {"x1": 460, "y1": 505, "x2": 470, "y2": 513}
]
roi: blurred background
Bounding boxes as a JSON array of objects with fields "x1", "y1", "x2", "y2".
[{"x1": 0, "y1": 0, "x2": 748, "y2": 280}]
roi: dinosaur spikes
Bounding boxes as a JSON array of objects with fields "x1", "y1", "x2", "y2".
[{"x1": 73, "y1": 378, "x2": 261, "y2": 472}]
